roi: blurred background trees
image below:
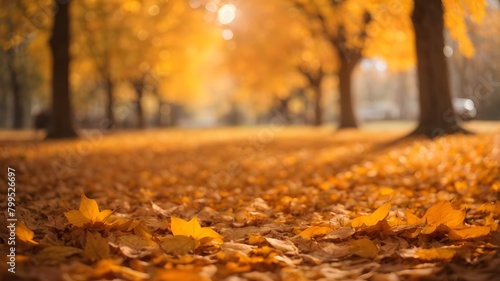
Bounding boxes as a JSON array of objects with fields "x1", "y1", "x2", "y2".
[{"x1": 0, "y1": 0, "x2": 498, "y2": 136}]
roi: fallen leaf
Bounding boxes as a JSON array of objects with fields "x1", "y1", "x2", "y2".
[
  {"x1": 421, "y1": 201, "x2": 464, "y2": 234},
  {"x1": 64, "y1": 194, "x2": 112, "y2": 227},
  {"x1": 414, "y1": 248, "x2": 456, "y2": 261},
  {"x1": 222, "y1": 241, "x2": 255, "y2": 254},
  {"x1": 405, "y1": 209, "x2": 425, "y2": 225},
  {"x1": 83, "y1": 232, "x2": 110, "y2": 262},
  {"x1": 264, "y1": 237, "x2": 299, "y2": 255},
  {"x1": 350, "y1": 238, "x2": 378, "y2": 259},
  {"x1": 298, "y1": 226, "x2": 332, "y2": 239},
  {"x1": 448, "y1": 226, "x2": 491, "y2": 240},
  {"x1": 350, "y1": 202, "x2": 392, "y2": 228},
  {"x1": 16, "y1": 221, "x2": 38, "y2": 245},
  {"x1": 113, "y1": 234, "x2": 157, "y2": 258},
  {"x1": 159, "y1": 235, "x2": 197, "y2": 255},
  {"x1": 35, "y1": 246, "x2": 83, "y2": 265},
  {"x1": 324, "y1": 227, "x2": 356, "y2": 240},
  {"x1": 171, "y1": 216, "x2": 222, "y2": 242}
]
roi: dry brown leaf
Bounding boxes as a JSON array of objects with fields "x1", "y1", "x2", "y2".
[
  {"x1": 83, "y1": 232, "x2": 110, "y2": 262},
  {"x1": 35, "y1": 246, "x2": 83, "y2": 265},
  {"x1": 158, "y1": 235, "x2": 197, "y2": 255},
  {"x1": 264, "y1": 237, "x2": 299, "y2": 255},
  {"x1": 350, "y1": 238, "x2": 378, "y2": 259},
  {"x1": 324, "y1": 227, "x2": 356, "y2": 240}
]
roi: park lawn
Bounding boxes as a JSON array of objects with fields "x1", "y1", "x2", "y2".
[{"x1": 0, "y1": 126, "x2": 499, "y2": 281}]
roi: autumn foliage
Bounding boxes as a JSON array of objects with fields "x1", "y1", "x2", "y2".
[{"x1": 1, "y1": 128, "x2": 499, "y2": 280}]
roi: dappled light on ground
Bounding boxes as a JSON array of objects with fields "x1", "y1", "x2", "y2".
[{"x1": 1, "y1": 128, "x2": 499, "y2": 280}]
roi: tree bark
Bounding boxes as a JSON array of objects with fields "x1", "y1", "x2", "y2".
[
  {"x1": 311, "y1": 81, "x2": 322, "y2": 126},
  {"x1": 337, "y1": 55, "x2": 359, "y2": 129},
  {"x1": 133, "y1": 84, "x2": 144, "y2": 129},
  {"x1": 47, "y1": 1, "x2": 78, "y2": 139},
  {"x1": 104, "y1": 73, "x2": 115, "y2": 129},
  {"x1": 6, "y1": 50, "x2": 24, "y2": 129},
  {"x1": 410, "y1": 0, "x2": 469, "y2": 137},
  {"x1": 299, "y1": 68, "x2": 324, "y2": 126}
]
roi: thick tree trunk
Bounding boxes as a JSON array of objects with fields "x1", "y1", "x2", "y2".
[
  {"x1": 337, "y1": 56, "x2": 358, "y2": 129},
  {"x1": 104, "y1": 74, "x2": 115, "y2": 129},
  {"x1": 6, "y1": 50, "x2": 24, "y2": 129},
  {"x1": 47, "y1": 1, "x2": 78, "y2": 139},
  {"x1": 410, "y1": 0, "x2": 468, "y2": 137}
]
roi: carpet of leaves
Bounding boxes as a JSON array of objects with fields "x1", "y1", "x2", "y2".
[{"x1": 1, "y1": 128, "x2": 500, "y2": 281}]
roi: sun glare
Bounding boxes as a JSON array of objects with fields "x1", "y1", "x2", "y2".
[{"x1": 218, "y1": 4, "x2": 236, "y2": 25}]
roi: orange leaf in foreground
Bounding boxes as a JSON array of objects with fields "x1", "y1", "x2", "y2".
[
  {"x1": 350, "y1": 202, "x2": 392, "y2": 228},
  {"x1": 421, "y1": 201, "x2": 464, "y2": 234},
  {"x1": 16, "y1": 222, "x2": 38, "y2": 245},
  {"x1": 64, "y1": 194, "x2": 112, "y2": 227},
  {"x1": 448, "y1": 226, "x2": 491, "y2": 241},
  {"x1": 170, "y1": 216, "x2": 222, "y2": 243}
]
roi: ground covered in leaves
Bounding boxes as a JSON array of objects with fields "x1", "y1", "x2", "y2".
[{"x1": 1, "y1": 126, "x2": 500, "y2": 281}]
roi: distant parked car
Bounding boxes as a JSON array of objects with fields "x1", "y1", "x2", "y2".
[{"x1": 453, "y1": 98, "x2": 476, "y2": 121}]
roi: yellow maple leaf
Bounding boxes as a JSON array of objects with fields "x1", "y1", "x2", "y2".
[
  {"x1": 350, "y1": 202, "x2": 392, "y2": 228},
  {"x1": 298, "y1": 226, "x2": 332, "y2": 239},
  {"x1": 16, "y1": 222, "x2": 38, "y2": 245},
  {"x1": 64, "y1": 194, "x2": 113, "y2": 227},
  {"x1": 170, "y1": 216, "x2": 222, "y2": 242}
]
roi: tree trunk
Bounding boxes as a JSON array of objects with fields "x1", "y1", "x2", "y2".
[
  {"x1": 337, "y1": 56, "x2": 358, "y2": 129},
  {"x1": 104, "y1": 74, "x2": 115, "y2": 129},
  {"x1": 134, "y1": 85, "x2": 144, "y2": 129},
  {"x1": 6, "y1": 50, "x2": 24, "y2": 129},
  {"x1": 410, "y1": 0, "x2": 468, "y2": 137},
  {"x1": 311, "y1": 82, "x2": 322, "y2": 126},
  {"x1": 47, "y1": 1, "x2": 77, "y2": 139}
]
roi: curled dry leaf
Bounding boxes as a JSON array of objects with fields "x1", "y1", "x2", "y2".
[{"x1": 264, "y1": 237, "x2": 299, "y2": 255}]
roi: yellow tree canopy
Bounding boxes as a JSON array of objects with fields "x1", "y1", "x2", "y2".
[{"x1": 362, "y1": 0, "x2": 486, "y2": 71}]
